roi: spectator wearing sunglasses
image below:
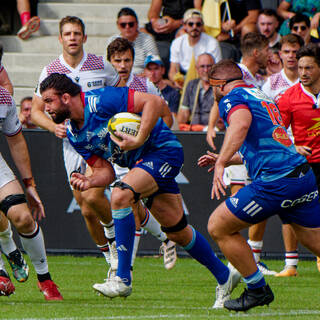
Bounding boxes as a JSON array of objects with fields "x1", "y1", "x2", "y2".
[
  {"x1": 289, "y1": 13, "x2": 320, "y2": 46},
  {"x1": 106, "y1": 7, "x2": 159, "y2": 75},
  {"x1": 168, "y1": 9, "x2": 222, "y2": 89}
]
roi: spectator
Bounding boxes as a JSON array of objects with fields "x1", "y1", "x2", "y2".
[
  {"x1": 289, "y1": 13, "x2": 320, "y2": 45},
  {"x1": 277, "y1": 43, "x2": 320, "y2": 275},
  {"x1": 257, "y1": 9, "x2": 281, "y2": 49},
  {"x1": 277, "y1": 0, "x2": 320, "y2": 36},
  {"x1": 144, "y1": 54, "x2": 180, "y2": 116},
  {"x1": 218, "y1": 0, "x2": 262, "y2": 43},
  {"x1": 144, "y1": 0, "x2": 195, "y2": 72},
  {"x1": 106, "y1": 7, "x2": 159, "y2": 75},
  {"x1": 0, "y1": 43, "x2": 13, "y2": 95},
  {"x1": 177, "y1": 53, "x2": 215, "y2": 130},
  {"x1": 16, "y1": 0, "x2": 40, "y2": 40},
  {"x1": 19, "y1": 96, "x2": 38, "y2": 129},
  {"x1": 168, "y1": 9, "x2": 221, "y2": 89}
]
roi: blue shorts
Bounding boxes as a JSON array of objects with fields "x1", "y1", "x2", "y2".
[
  {"x1": 225, "y1": 168, "x2": 320, "y2": 228},
  {"x1": 133, "y1": 146, "x2": 184, "y2": 195}
]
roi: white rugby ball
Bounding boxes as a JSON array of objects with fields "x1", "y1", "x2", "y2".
[{"x1": 107, "y1": 112, "x2": 141, "y2": 140}]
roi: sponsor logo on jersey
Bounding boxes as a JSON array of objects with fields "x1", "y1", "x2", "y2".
[
  {"x1": 307, "y1": 117, "x2": 320, "y2": 136},
  {"x1": 272, "y1": 126, "x2": 293, "y2": 147},
  {"x1": 281, "y1": 190, "x2": 318, "y2": 208},
  {"x1": 87, "y1": 80, "x2": 103, "y2": 88}
]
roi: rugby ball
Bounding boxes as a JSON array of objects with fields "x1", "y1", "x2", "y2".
[{"x1": 107, "y1": 112, "x2": 141, "y2": 140}]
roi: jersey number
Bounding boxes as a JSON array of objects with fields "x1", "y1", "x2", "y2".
[{"x1": 261, "y1": 101, "x2": 285, "y2": 126}]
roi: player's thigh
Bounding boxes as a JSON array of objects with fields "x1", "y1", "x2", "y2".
[{"x1": 208, "y1": 201, "x2": 251, "y2": 240}]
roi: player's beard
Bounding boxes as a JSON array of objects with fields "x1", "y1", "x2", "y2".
[{"x1": 53, "y1": 101, "x2": 71, "y2": 124}]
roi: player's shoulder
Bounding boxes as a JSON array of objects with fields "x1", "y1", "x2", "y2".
[
  {"x1": 80, "y1": 53, "x2": 104, "y2": 71},
  {"x1": 46, "y1": 57, "x2": 70, "y2": 74},
  {"x1": 282, "y1": 82, "x2": 301, "y2": 97},
  {"x1": 0, "y1": 86, "x2": 14, "y2": 106}
]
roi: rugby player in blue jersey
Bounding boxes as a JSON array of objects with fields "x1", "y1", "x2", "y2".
[
  {"x1": 39, "y1": 73, "x2": 241, "y2": 306},
  {"x1": 199, "y1": 59, "x2": 320, "y2": 311}
]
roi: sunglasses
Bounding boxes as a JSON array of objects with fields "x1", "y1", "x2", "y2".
[
  {"x1": 187, "y1": 22, "x2": 203, "y2": 28},
  {"x1": 292, "y1": 25, "x2": 307, "y2": 31},
  {"x1": 119, "y1": 22, "x2": 135, "y2": 28}
]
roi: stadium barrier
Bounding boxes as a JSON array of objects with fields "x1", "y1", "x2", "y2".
[{"x1": 0, "y1": 130, "x2": 312, "y2": 258}]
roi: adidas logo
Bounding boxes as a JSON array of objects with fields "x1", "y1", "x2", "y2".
[
  {"x1": 117, "y1": 245, "x2": 127, "y2": 252},
  {"x1": 230, "y1": 197, "x2": 239, "y2": 208},
  {"x1": 143, "y1": 161, "x2": 154, "y2": 170}
]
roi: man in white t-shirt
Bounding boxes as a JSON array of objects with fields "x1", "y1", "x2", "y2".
[
  {"x1": 168, "y1": 9, "x2": 222, "y2": 89},
  {"x1": 262, "y1": 33, "x2": 304, "y2": 277},
  {"x1": 31, "y1": 16, "x2": 123, "y2": 281}
]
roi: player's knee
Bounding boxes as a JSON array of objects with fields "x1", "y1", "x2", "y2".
[
  {"x1": 111, "y1": 188, "x2": 132, "y2": 209},
  {"x1": 10, "y1": 210, "x2": 34, "y2": 231},
  {"x1": 207, "y1": 218, "x2": 220, "y2": 241}
]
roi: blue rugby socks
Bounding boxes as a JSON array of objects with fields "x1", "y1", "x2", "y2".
[
  {"x1": 183, "y1": 226, "x2": 230, "y2": 285},
  {"x1": 112, "y1": 207, "x2": 135, "y2": 285}
]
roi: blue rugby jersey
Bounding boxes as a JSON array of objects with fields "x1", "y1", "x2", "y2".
[
  {"x1": 219, "y1": 84, "x2": 306, "y2": 182},
  {"x1": 66, "y1": 86, "x2": 182, "y2": 168}
]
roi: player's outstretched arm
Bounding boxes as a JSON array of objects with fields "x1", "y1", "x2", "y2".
[
  {"x1": 6, "y1": 132, "x2": 45, "y2": 220},
  {"x1": 206, "y1": 101, "x2": 220, "y2": 150}
]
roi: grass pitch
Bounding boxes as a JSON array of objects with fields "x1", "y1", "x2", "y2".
[{"x1": 1, "y1": 255, "x2": 320, "y2": 320}]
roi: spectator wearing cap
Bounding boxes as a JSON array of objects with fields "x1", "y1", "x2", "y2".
[
  {"x1": 168, "y1": 9, "x2": 222, "y2": 89},
  {"x1": 144, "y1": 54, "x2": 180, "y2": 116},
  {"x1": 106, "y1": 7, "x2": 159, "y2": 74},
  {"x1": 177, "y1": 53, "x2": 215, "y2": 131}
]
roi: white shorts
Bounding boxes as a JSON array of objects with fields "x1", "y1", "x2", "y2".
[
  {"x1": 63, "y1": 138, "x2": 86, "y2": 186},
  {"x1": 223, "y1": 164, "x2": 251, "y2": 186},
  {"x1": 0, "y1": 153, "x2": 16, "y2": 189}
]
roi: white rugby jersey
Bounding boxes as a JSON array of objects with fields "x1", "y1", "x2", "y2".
[
  {"x1": 0, "y1": 87, "x2": 21, "y2": 136},
  {"x1": 238, "y1": 63, "x2": 265, "y2": 89},
  {"x1": 35, "y1": 51, "x2": 120, "y2": 96},
  {"x1": 262, "y1": 69, "x2": 299, "y2": 103}
]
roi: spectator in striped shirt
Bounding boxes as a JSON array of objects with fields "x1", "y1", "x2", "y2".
[{"x1": 106, "y1": 7, "x2": 159, "y2": 75}]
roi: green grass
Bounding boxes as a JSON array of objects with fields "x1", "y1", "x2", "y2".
[{"x1": 1, "y1": 255, "x2": 320, "y2": 319}]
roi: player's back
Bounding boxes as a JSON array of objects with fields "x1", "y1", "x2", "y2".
[{"x1": 220, "y1": 85, "x2": 306, "y2": 182}]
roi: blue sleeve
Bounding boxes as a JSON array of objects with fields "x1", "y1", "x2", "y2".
[{"x1": 94, "y1": 86, "x2": 130, "y2": 115}]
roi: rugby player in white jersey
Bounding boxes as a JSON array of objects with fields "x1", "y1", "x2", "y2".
[
  {"x1": 31, "y1": 16, "x2": 123, "y2": 280},
  {"x1": 262, "y1": 34, "x2": 305, "y2": 277},
  {"x1": 0, "y1": 86, "x2": 62, "y2": 300}
]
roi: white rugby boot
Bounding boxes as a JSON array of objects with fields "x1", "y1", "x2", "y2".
[{"x1": 93, "y1": 276, "x2": 132, "y2": 298}]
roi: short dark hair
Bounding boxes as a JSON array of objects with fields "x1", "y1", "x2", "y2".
[
  {"x1": 117, "y1": 7, "x2": 138, "y2": 23},
  {"x1": 280, "y1": 33, "x2": 304, "y2": 48},
  {"x1": 20, "y1": 96, "x2": 32, "y2": 105},
  {"x1": 241, "y1": 32, "x2": 269, "y2": 56},
  {"x1": 209, "y1": 59, "x2": 243, "y2": 80},
  {"x1": 289, "y1": 13, "x2": 310, "y2": 29},
  {"x1": 296, "y1": 43, "x2": 320, "y2": 66},
  {"x1": 259, "y1": 8, "x2": 279, "y2": 21},
  {"x1": 59, "y1": 16, "x2": 85, "y2": 35},
  {"x1": 40, "y1": 73, "x2": 81, "y2": 96},
  {"x1": 107, "y1": 37, "x2": 135, "y2": 61}
]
